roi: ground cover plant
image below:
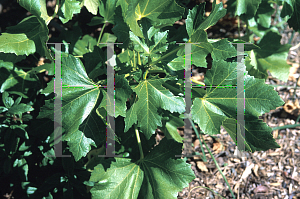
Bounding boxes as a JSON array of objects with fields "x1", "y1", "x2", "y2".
[{"x1": 0, "y1": 0, "x2": 299, "y2": 198}]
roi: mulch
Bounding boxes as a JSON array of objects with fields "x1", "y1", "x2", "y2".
[{"x1": 172, "y1": 2, "x2": 300, "y2": 198}]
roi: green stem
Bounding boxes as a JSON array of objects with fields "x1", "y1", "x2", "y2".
[
  {"x1": 188, "y1": 118, "x2": 236, "y2": 199},
  {"x1": 246, "y1": 20, "x2": 250, "y2": 42},
  {"x1": 296, "y1": 114, "x2": 300, "y2": 124},
  {"x1": 272, "y1": 123, "x2": 300, "y2": 131},
  {"x1": 144, "y1": 70, "x2": 149, "y2": 80},
  {"x1": 163, "y1": 82, "x2": 183, "y2": 94},
  {"x1": 237, "y1": 16, "x2": 241, "y2": 39},
  {"x1": 148, "y1": 69, "x2": 166, "y2": 74},
  {"x1": 97, "y1": 23, "x2": 106, "y2": 46},
  {"x1": 46, "y1": 0, "x2": 59, "y2": 25},
  {"x1": 135, "y1": 126, "x2": 144, "y2": 159},
  {"x1": 148, "y1": 45, "x2": 185, "y2": 68},
  {"x1": 188, "y1": 118, "x2": 207, "y2": 162},
  {"x1": 188, "y1": 186, "x2": 226, "y2": 199},
  {"x1": 191, "y1": 78, "x2": 205, "y2": 86}
]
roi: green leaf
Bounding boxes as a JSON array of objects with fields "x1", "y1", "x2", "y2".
[
  {"x1": 228, "y1": 0, "x2": 262, "y2": 18},
  {"x1": 125, "y1": 76, "x2": 185, "y2": 139},
  {"x1": 60, "y1": 53, "x2": 101, "y2": 136},
  {"x1": 0, "y1": 16, "x2": 49, "y2": 56},
  {"x1": 125, "y1": 0, "x2": 184, "y2": 38},
  {"x1": 90, "y1": 158, "x2": 143, "y2": 199},
  {"x1": 99, "y1": 33, "x2": 117, "y2": 48},
  {"x1": 115, "y1": 74, "x2": 133, "y2": 117},
  {"x1": 88, "y1": 16, "x2": 106, "y2": 26},
  {"x1": 285, "y1": 0, "x2": 300, "y2": 31},
  {"x1": 139, "y1": 138, "x2": 195, "y2": 198},
  {"x1": 177, "y1": 30, "x2": 213, "y2": 67},
  {"x1": 89, "y1": 138, "x2": 194, "y2": 198},
  {"x1": 11, "y1": 125, "x2": 29, "y2": 140},
  {"x1": 257, "y1": 53, "x2": 291, "y2": 82},
  {"x1": 255, "y1": 30, "x2": 291, "y2": 81},
  {"x1": 245, "y1": 50, "x2": 268, "y2": 80},
  {"x1": 161, "y1": 112, "x2": 184, "y2": 143},
  {"x1": 0, "y1": 106, "x2": 8, "y2": 113},
  {"x1": 67, "y1": 130, "x2": 96, "y2": 161},
  {"x1": 186, "y1": 3, "x2": 206, "y2": 37},
  {"x1": 58, "y1": 0, "x2": 81, "y2": 24},
  {"x1": 81, "y1": 0, "x2": 100, "y2": 15},
  {"x1": 98, "y1": 75, "x2": 132, "y2": 118},
  {"x1": 73, "y1": 35, "x2": 97, "y2": 56},
  {"x1": 38, "y1": 53, "x2": 101, "y2": 160},
  {"x1": 211, "y1": 38, "x2": 237, "y2": 61},
  {"x1": 112, "y1": 6, "x2": 130, "y2": 48},
  {"x1": 223, "y1": 118, "x2": 280, "y2": 152},
  {"x1": 18, "y1": 0, "x2": 50, "y2": 22},
  {"x1": 0, "y1": 60, "x2": 39, "y2": 94},
  {"x1": 8, "y1": 104, "x2": 33, "y2": 115},
  {"x1": 280, "y1": 0, "x2": 293, "y2": 18},
  {"x1": 79, "y1": 99, "x2": 106, "y2": 147},
  {"x1": 99, "y1": 0, "x2": 118, "y2": 24},
  {"x1": 129, "y1": 27, "x2": 168, "y2": 57},
  {"x1": 83, "y1": 46, "x2": 106, "y2": 80},
  {"x1": 0, "y1": 53, "x2": 26, "y2": 64},
  {"x1": 255, "y1": 0, "x2": 274, "y2": 28},
  {"x1": 41, "y1": 79, "x2": 54, "y2": 95},
  {"x1": 2, "y1": 92, "x2": 14, "y2": 109},
  {"x1": 191, "y1": 60, "x2": 284, "y2": 151},
  {"x1": 29, "y1": 62, "x2": 55, "y2": 76},
  {"x1": 186, "y1": 2, "x2": 226, "y2": 38}
]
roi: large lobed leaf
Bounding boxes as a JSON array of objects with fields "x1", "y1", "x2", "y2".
[
  {"x1": 38, "y1": 53, "x2": 102, "y2": 161},
  {"x1": 125, "y1": 76, "x2": 185, "y2": 139},
  {"x1": 89, "y1": 138, "x2": 195, "y2": 199},
  {"x1": 0, "y1": 16, "x2": 49, "y2": 56},
  {"x1": 124, "y1": 0, "x2": 184, "y2": 38},
  {"x1": 191, "y1": 60, "x2": 284, "y2": 151}
]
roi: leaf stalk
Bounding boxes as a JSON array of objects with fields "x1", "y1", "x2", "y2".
[
  {"x1": 148, "y1": 45, "x2": 185, "y2": 68},
  {"x1": 135, "y1": 126, "x2": 144, "y2": 159},
  {"x1": 188, "y1": 118, "x2": 236, "y2": 199},
  {"x1": 97, "y1": 23, "x2": 106, "y2": 46},
  {"x1": 46, "y1": 0, "x2": 60, "y2": 25}
]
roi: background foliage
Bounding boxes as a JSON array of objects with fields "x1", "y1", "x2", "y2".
[{"x1": 0, "y1": 0, "x2": 298, "y2": 198}]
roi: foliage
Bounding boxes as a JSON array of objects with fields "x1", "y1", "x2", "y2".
[{"x1": 0, "y1": 0, "x2": 297, "y2": 198}]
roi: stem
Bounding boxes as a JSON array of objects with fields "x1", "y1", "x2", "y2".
[
  {"x1": 188, "y1": 186, "x2": 226, "y2": 199},
  {"x1": 144, "y1": 70, "x2": 149, "y2": 80},
  {"x1": 97, "y1": 23, "x2": 106, "y2": 46},
  {"x1": 202, "y1": 132, "x2": 236, "y2": 198},
  {"x1": 188, "y1": 118, "x2": 207, "y2": 162},
  {"x1": 191, "y1": 78, "x2": 205, "y2": 86},
  {"x1": 46, "y1": 0, "x2": 60, "y2": 25},
  {"x1": 246, "y1": 20, "x2": 250, "y2": 42},
  {"x1": 148, "y1": 45, "x2": 185, "y2": 68},
  {"x1": 148, "y1": 69, "x2": 166, "y2": 74},
  {"x1": 163, "y1": 82, "x2": 183, "y2": 95},
  {"x1": 237, "y1": 16, "x2": 241, "y2": 39},
  {"x1": 188, "y1": 118, "x2": 236, "y2": 199},
  {"x1": 296, "y1": 114, "x2": 300, "y2": 124},
  {"x1": 135, "y1": 126, "x2": 144, "y2": 159},
  {"x1": 272, "y1": 123, "x2": 300, "y2": 131}
]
